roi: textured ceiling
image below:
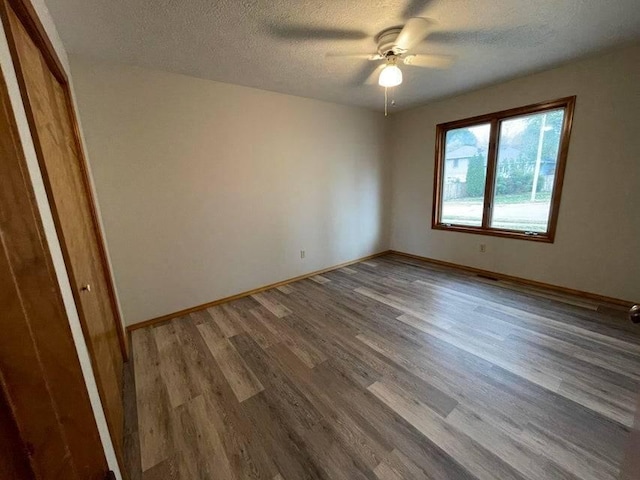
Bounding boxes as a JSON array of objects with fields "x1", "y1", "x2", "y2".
[{"x1": 46, "y1": 0, "x2": 640, "y2": 111}]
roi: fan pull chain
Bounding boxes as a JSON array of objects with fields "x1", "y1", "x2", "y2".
[{"x1": 384, "y1": 87, "x2": 388, "y2": 117}]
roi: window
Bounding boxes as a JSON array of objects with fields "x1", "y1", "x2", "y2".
[{"x1": 432, "y1": 97, "x2": 575, "y2": 242}]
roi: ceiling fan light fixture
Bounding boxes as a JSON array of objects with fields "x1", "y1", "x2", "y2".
[{"x1": 378, "y1": 64, "x2": 403, "y2": 87}]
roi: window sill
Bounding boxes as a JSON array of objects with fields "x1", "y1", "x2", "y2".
[{"x1": 432, "y1": 223, "x2": 554, "y2": 243}]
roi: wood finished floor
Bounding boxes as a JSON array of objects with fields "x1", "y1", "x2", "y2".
[{"x1": 125, "y1": 254, "x2": 640, "y2": 480}]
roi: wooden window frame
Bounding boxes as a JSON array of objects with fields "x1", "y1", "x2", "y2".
[{"x1": 432, "y1": 96, "x2": 576, "y2": 243}]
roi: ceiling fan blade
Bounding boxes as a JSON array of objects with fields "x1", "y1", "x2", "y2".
[
  {"x1": 326, "y1": 53, "x2": 382, "y2": 60},
  {"x1": 426, "y1": 27, "x2": 550, "y2": 47},
  {"x1": 403, "y1": 54, "x2": 454, "y2": 69},
  {"x1": 402, "y1": 0, "x2": 436, "y2": 19},
  {"x1": 395, "y1": 17, "x2": 435, "y2": 51},
  {"x1": 364, "y1": 65, "x2": 385, "y2": 85},
  {"x1": 270, "y1": 25, "x2": 368, "y2": 40}
]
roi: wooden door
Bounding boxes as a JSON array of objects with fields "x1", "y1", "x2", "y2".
[
  {"x1": 620, "y1": 394, "x2": 640, "y2": 479},
  {"x1": 0, "y1": 389, "x2": 34, "y2": 480},
  {"x1": 0, "y1": 55, "x2": 107, "y2": 479},
  {"x1": 1, "y1": 0, "x2": 128, "y2": 473}
]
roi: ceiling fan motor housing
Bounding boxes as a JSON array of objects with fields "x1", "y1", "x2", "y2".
[{"x1": 376, "y1": 27, "x2": 405, "y2": 56}]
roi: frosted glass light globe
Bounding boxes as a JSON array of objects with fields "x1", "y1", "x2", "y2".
[{"x1": 378, "y1": 64, "x2": 403, "y2": 87}]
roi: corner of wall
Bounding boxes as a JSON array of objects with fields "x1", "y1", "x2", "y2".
[{"x1": 384, "y1": 111, "x2": 400, "y2": 250}]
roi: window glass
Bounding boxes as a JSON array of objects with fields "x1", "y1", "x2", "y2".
[
  {"x1": 490, "y1": 109, "x2": 565, "y2": 232},
  {"x1": 441, "y1": 123, "x2": 491, "y2": 227}
]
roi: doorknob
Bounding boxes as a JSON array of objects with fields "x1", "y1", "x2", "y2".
[{"x1": 81, "y1": 284, "x2": 91, "y2": 292}]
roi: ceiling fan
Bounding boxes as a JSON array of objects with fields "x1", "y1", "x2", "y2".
[
  {"x1": 326, "y1": 17, "x2": 454, "y2": 113},
  {"x1": 328, "y1": 18, "x2": 453, "y2": 87}
]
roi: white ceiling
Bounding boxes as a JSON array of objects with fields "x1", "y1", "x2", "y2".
[{"x1": 46, "y1": 0, "x2": 640, "y2": 111}]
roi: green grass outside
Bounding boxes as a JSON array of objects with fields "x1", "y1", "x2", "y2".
[{"x1": 450, "y1": 191, "x2": 551, "y2": 205}]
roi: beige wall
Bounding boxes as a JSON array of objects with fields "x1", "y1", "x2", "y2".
[
  {"x1": 70, "y1": 57, "x2": 390, "y2": 326},
  {"x1": 389, "y1": 44, "x2": 640, "y2": 302},
  {"x1": 0, "y1": 2, "x2": 122, "y2": 477}
]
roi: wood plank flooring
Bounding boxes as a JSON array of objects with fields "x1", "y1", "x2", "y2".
[{"x1": 126, "y1": 254, "x2": 640, "y2": 480}]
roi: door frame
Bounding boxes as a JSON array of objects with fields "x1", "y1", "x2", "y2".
[{"x1": 0, "y1": 0, "x2": 128, "y2": 358}]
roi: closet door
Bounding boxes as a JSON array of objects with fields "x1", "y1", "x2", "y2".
[
  {"x1": 0, "y1": 48, "x2": 107, "y2": 480},
  {"x1": 3, "y1": 0, "x2": 128, "y2": 473}
]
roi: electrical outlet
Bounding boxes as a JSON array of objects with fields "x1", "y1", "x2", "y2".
[
  {"x1": 300, "y1": 250, "x2": 306, "y2": 259},
  {"x1": 479, "y1": 244, "x2": 486, "y2": 253}
]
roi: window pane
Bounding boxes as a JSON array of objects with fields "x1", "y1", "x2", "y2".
[
  {"x1": 490, "y1": 109, "x2": 565, "y2": 233},
  {"x1": 440, "y1": 123, "x2": 491, "y2": 227}
]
